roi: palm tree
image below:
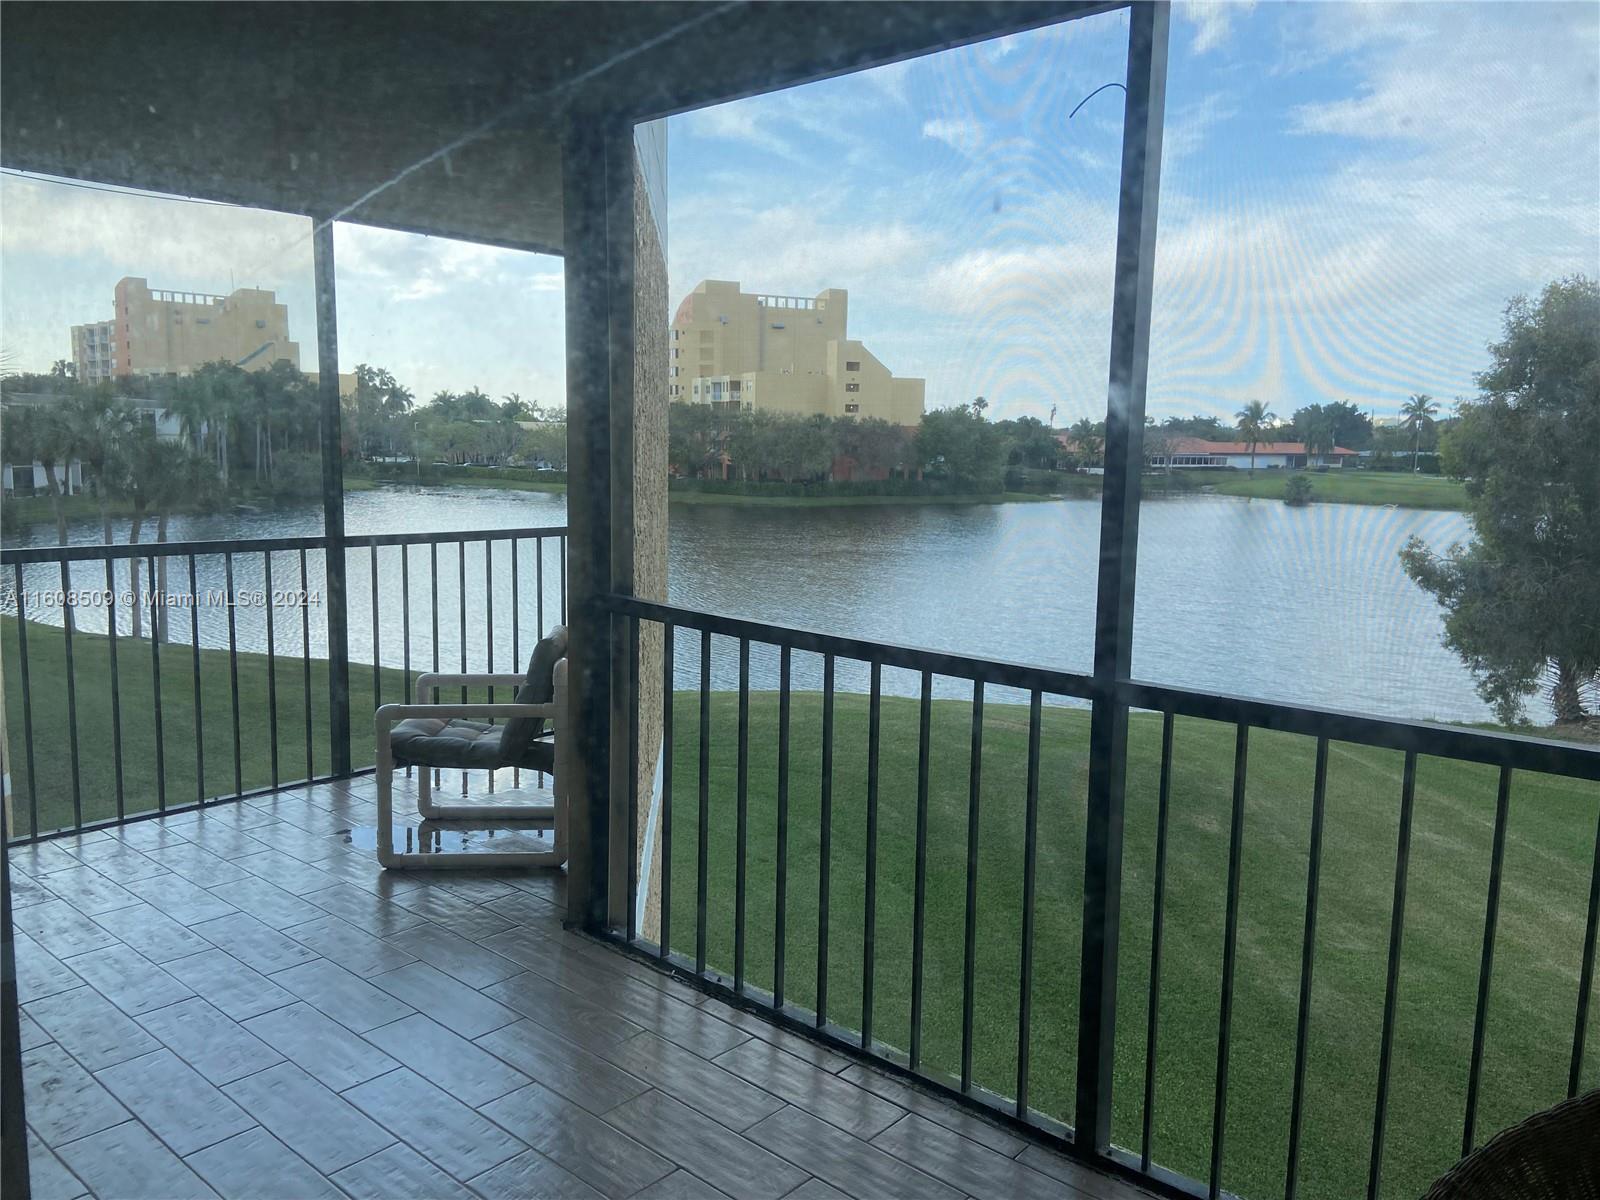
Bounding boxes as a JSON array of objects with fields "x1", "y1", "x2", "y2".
[
  {"x1": 1069, "y1": 417, "x2": 1103, "y2": 467},
  {"x1": 1401, "y1": 393, "x2": 1439, "y2": 473},
  {"x1": 1235, "y1": 399, "x2": 1277, "y2": 475},
  {"x1": 971, "y1": 396, "x2": 989, "y2": 420},
  {"x1": 165, "y1": 373, "x2": 214, "y2": 458},
  {"x1": 60, "y1": 388, "x2": 137, "y2": 545},
  {"x1": 1300, "y1": 409, "x2": 1334, "y2": 469}
]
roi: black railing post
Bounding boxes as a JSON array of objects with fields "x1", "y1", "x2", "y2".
[
  {"x1": 313, "y1": 215, "x2": 351, "y2": 776},
  {"x1": 1075, "y1": 0, "x2": 1169, "y2": 1156}
]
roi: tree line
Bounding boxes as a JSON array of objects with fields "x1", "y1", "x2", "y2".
[{"x1": 1, "y1": 360, "x2": 568, "y2": 544}]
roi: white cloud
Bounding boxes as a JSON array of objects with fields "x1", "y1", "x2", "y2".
[
  {"x1": 1179, "y1": 0, "x2": 1258, "y2": 54},
  {"x1": 921, "y1": 118, "x2": 985, "y2": 156}
]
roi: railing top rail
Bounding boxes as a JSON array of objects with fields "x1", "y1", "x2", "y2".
[
  {"x1": 607, "y1": 594, "x2": 1600, "y2": 783},
  {"x1": 604, "y1": 594, "x2": 1099, "y2": 699},
  {"x1": 0, "y1": 525, "x2": 570, "y2": 565}
]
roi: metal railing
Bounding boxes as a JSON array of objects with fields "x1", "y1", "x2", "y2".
[
  {"x1": 602, "y1": 593, "x2": 1600, "y2": 1200},
  {"x1": 1, "y1": 525, "x2": 566, "y2": 842}
]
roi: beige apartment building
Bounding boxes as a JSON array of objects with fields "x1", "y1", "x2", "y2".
[
  {"x1": 670, "y1": 280, "x2": 924, "y2": 425},
  {"x1": 71, "y1": 276, "x2": 300, "y2": 381}
]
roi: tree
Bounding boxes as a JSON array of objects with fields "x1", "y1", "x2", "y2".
[
  {"x1": 1235, "y1": 399, "x2": 1277, "y2": 475},
  {"x1": 1400, "y1": 393, "x2": 1439, "y2": 472},
  {"x1": 1400, "y1": 276, "x2": 1599, "y2": 726},
  {"x1": 1297, "y1": 404, "x2": 1335, "y2": 466},
  {"x1": 917, "y1": 405, "x2": 1004, "y2": 489},
  {"x1": 1068, "y1": 417, "x2": 1104, "y2": 467}
]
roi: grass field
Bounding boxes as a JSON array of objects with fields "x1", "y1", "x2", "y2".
[
  {"x1": 4, "y1": 618, "x2": 1595, "y2": 1200},
  {"x1": 656, "y1": 689, "x2": 1597, "y2": 1200},
  {"x1": 1186, "y1": 470, "x2": 1468, "y2": 510}
]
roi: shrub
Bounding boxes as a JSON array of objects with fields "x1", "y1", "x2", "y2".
[{"x1": 1284, "y1": 474, "x2": 1314, "y2": 506}]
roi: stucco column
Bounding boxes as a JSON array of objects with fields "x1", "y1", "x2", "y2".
[{"x1": 632, "y1": 125, "x2": 669, "y2": 945}]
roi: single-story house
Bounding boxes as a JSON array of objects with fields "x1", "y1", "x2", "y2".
[{"x1": 1147, "y1": 437, "x2": 1359, "y2": 470}]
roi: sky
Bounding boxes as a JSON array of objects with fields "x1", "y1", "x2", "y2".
[{"x1": 3, "y1": 1, "x2": 1596, "y2": 425}]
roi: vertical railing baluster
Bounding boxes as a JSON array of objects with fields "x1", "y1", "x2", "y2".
[
  {"x1": 536, "y1": 537, "x2": 546, "y2": 638},
  {"x1": 1461, "y1": 765, "x2": 1511, "y2": 1155},
  {"x1": 775, "y1": 644, "x2": 791, "y2": 1008},
  {"x1": 401, "y1": 545, "x2": 412, "y2": 708},
  {"x1": 626, "y1": 616, "x2": 640, "y2": 944},
  {"x1": 150, "y1": 554, "x2": 166, "y2": 812},
  {"x1": 1285, "y1": 735, "x2": 1329, "y2": 1197},
  {"x1": 1368, "y1": 750, "x2": 1418, "y2": 1200},
  {"x1": 960, "y1": 677, "x2": 984, "y2": 1092},
  {"x1": 910, "y1": 668, "x2": 932, "y2": 1070},
  {"x1": 264, "y1": 551, "x2": 279, "y2": 789},
  {"x1": 816, "y1": 652, "x2": 835, "y2": 1028},
  {"x1": 1011, "y1": 691, "x2": 1049, "y2": 1126},
  {"x1": 696, "y1": 629, "x2": 711, "y2": 976},
  {"x1": 105, "y1": 558, "x2": 125, "y2": 820},
  {"x1": 1141, "y1": 710, "x2": 1176, "y2": 1166},
  {"x1": 511, "y1": 538, "x2": 520, "y2": 673},
  {"x1": 1016, "y1": 689, "x2": 1043, "y2": 1118},
  {"x1": 660, "y1": 622, "x2": 674, "y2": 960},
  {"x1": 299, "y1": 548, "x2": 312, "y2": 779},
  {"x1": 734, "y1": 638, "x2": 750, "y2": 993},
  {"x1": 13, "y1": 563, "x2": 39, "y2": 833},
  {"x1": 189, "y1": 557, "x2": 204, "y2": 803},
  {"x1": 1210, "y1": 723, "x2": 1250, "y2": 1199},
  {"x1": 862, "y1": 660, "x2": 882, "y2": 1050},
  {"x1": 559, "y1": 532, "x2": 567, "y2": 624},
  {"x1": 58, "y1": 560, "x2": 82, "y2": 828},
  {"x1": 485, "y1": 539, "x2": 494, "y2": 705},
  {"x1": 1571, "y1": 798, "x2": 1600, "y2": 1098},
  {"x1": 224, "y1": 552, "x2": 242, "y2": 796},
  {"x1": 370, "y1": 543, "x2": 381, "y2": 712},
  {"x1": 458, "y1": 540, "x2": 468, "y2": 704}
]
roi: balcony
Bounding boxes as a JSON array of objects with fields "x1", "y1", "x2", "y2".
[
  {"x1": 13, "y1": 773, "x2": 1147, "y2": 1200},
  {"x1": 4, "y1": 3, "x2": 1599, "y2": 1200}
]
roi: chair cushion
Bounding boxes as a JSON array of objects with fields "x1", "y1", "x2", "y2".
[
  {"x1": 500, "y1": 625, "x2": 567, "y2": 765},
  {"x1": 391, "y1": 717, "x2": 555, "y2": 771}
]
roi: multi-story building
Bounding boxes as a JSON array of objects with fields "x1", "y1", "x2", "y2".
[
  {"x1": 670, "y1": 280, "x2": 924, "y2": 425},
  {"x1": 70, "y1": 276, "x2": 300, "y2": 381}
]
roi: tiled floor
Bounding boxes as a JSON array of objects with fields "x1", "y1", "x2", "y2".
[{"x1": 12, "y1": 773, "x2": 1151, "y2": 1200}]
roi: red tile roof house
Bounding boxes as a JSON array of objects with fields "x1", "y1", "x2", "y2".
[{"x1": 1146, "y1": 437, "x2": 1360, "y2": 469}]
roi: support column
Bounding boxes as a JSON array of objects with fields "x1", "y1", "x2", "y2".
[
  {"x1": 562, "y1": 114, "x2": 621, "y2": 931},
  {"x1": 1075, "y1": 0, "x2": 1169, "y2": 1155},
  {"x1": 313, "y1": 218, "x2": 351, "y2": 776}
]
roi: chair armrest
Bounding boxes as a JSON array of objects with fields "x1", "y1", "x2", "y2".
[{"x1": 413, "y1": 673, "x2": 530, "y2": 703}]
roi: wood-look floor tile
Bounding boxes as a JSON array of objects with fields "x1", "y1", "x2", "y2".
[
  {"x1": 603, "y1": 1088, "x2": 808, "y2": 1200},
  {"x1": 222, "y1": 1061, "x2": 395, "y2": 1174},
  {"x1": 15, "y1": 899, "x2": 121, "y2": 960},
  {"x1": 269, "y1": 958, "x2": 414, "y2": 1033},
  {"x1": 346, "y1": 1067, "x2": 525, "y2": 1180},
  {"x1": 56, "y1": 1120, "x2": 219, "y2": 1200},
  {"x1": 61, "y1": 943, "x2": 194, "y2": 1016},
  {"x1": 192, "y1": 911, "x2": 321, "y2": 974},
  {"x1": 22, "y1": 1043, "x2": 130, "y2": 1147},
  {"x1": 24, "y1": 985, "x2": 162, "y2": 1071},
  {"x1": 332, "y1": 1143, "x2": 481, "y2": 1200},
  {"x1": 123, "y1": 874, "x2": 239, "y2": 925},
  {"x1": 713, "y1": 1039, "x2": 903, "y2": 1138},
  {"x1": 89, "y1": 901, "x2": 214, "y2": 964},
  {"x1": 162, "y1": 949, "x2": 298, "y2": 1021},
  {"x1": 836, "y1": 1064, "x2": 1028, "y2": 1157},
  {"x1": 469, "y1": 1148, "x2": 608, "y2": 1200},
  {"x1": 383, "y1": 920, "x2": 522, "y2": 988},
  {"x1": 367, "y1": 960, "x2": 520, "y2": 1039},
  {"x1": 598, "y1": 1033, "x2": 783, "y2": 1133},
  {"x1": 479, "y1": 1080, "x2": 673, "y2": 1200},
  {"x1": 476, "y1": 1018, "x2": 649, "y2": 1114},
  {"x1": 185, "y1": 1126, "x2": 347, "y2": 1200},
  {"x1": 243, "y1": 1001, "x2": 400, "y2": 1091},
  {"x1": 137, "y1": 996, "x2": 283, "y2": 1085},
  {"x1": 363, "y1": 1013, "x2": 529, "y2": 1105},
  {"x1": 745, "y1": 1106, "x2": 963, "y2": 1200},
  {"x1": 283, "y1": 913, "x2": 415, "y2": 977},
  {"x1": 95, "y1": 1048, "x2": 254, "y2": 1156}
]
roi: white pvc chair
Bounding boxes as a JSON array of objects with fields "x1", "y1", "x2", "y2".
[{"x1": 373, "y1": 628, "x2": 569, "y2": 869}]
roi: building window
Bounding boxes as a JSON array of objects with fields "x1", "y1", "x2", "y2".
[
  {"x1": 770, "y1": 322, "x2": 785, "y2": 330},
  {"x1": 845, "y1": 361, "x2": 860, "y2": 372},
  {"x1": 845, "y1": 382, "x2": 860, "y2": 393},
  {"x1": 730, "y1": 381, "x2": 741, "y2": 393},
  {"x1": 845, "y1": 403, "x2": 860, "y2": 414}
]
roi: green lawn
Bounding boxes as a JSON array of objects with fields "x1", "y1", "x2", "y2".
[
  {"x1": 1186, "y1": 469, "x2": 1468, "y2": 510},
  {"x1": 4, "y1": 616, "x2": 1594, "y2": 1200},
  {"x1": 1, "y1": 615, "x2": 417, "y2": 834},
  {"x1": 659, "y1": 690, "x2": 1596, "y2": 1200}
]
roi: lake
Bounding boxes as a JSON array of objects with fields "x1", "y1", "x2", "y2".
[{"x1": 5, "y1": 484, "x2": 1507, "y2": 725}]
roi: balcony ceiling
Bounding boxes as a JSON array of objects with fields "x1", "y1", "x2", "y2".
[{"x1": 1, "y1": 0, "x2": 1104, "y2": 254}]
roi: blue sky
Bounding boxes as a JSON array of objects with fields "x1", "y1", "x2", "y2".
[
  {"x1": 668, "y1": 0, "x2": 1600, "y2": 425},
  {"x1": 3, "y1": 2, "x2": 1596, "y2": 424}
]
